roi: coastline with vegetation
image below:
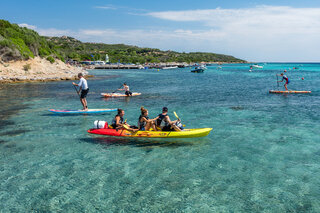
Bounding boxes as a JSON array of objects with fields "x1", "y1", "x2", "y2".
[{"x1": 0, "y1": 19, "x2": 246, "y2": 83}]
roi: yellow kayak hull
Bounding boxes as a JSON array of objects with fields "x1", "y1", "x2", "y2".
[{"x1": 88, "y1": 128, "x2": 213, "y2": 138}]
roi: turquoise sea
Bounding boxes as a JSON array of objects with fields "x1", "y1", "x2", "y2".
[{"x1": 1, "y1": 63, "x2": 320, "y2": 212}]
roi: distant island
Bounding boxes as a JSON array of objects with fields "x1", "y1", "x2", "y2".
[{"x1": 0, "y1": 19, "x2": 246, "y2": 82}]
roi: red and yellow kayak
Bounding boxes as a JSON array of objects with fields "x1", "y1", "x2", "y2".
[
  {"x1": 269, "y1": 90, "x2": 311, "y2": 94},
  {"x1": 88, "y1": 128, "x2": 212, "y2": 138},
  {"x1": 101, "y1": 92, "x2": 141, "y2": 97}
]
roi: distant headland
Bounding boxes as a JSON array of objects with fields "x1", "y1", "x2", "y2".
[{"x1": 0, "y1": 19, "x2": 246, "y2": 83}]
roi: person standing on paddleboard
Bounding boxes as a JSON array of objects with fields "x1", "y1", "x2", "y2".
[
  {"x1": 154, "y1": 107, "x2": 181, "y2": 131},
  {"x1": 277, "y1": 73, "x2": 290, "y2": 91},
  {"x1": 118, "y1": 83, "x2": 132, "y2": 96},
  {"x1": 72, "y1": 73, "x2": 89, "y2": 110}
]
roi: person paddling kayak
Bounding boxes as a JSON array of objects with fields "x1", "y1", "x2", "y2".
[
  {"x1": 277, "y1": 73, "x2": 290, "y2": 91},
  {"x1": 72, "y1": 73, "x2": 89, "y2": 110},
  {"x1": 118, "y1": 83, "x2": 132, "y2": 96},
  {"x1": 111, "y1": 109, "x2": 138, "y2": 132},
  {"x1": 154, "y1": 107, "x2": 182, "y2": 131},
  {"x1": 138, "y1": 106, "x2": 157, "y2": 131}
]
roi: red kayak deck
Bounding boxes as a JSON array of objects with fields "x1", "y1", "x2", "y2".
[{"x1": 269, "y1": 90, "x2": 311, "y2": 94}]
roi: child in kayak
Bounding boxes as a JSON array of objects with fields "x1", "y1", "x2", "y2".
[
  {"x1": 154, "y1": 107, "x2": 181, "y2": 131},
  {"x1": 72, "y1": 73, "x2": 89, "y2": 110},
  {"x1": 118, "y1": 83, "x2": 132, "y2": 96},
  {"x1": 277, "y1": 73, "x2": 290, "y2": 91},
  {"x1": 138, "y1": 106, "x2": 158, "y2": 131},
  {"x1": 111, "y1": 109, "x2": 138, "y2": 132}
]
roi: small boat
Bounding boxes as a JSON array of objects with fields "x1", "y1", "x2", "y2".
[
  {"x1": 250, "y1": 64, "x2": 263, "y2": 69},
  {"x1": 191, "y1": 65, "x2": 207, "y2": 73},
  {"x1": 269, "y1": 90, "x2": 311, "y2": 94},
  {"x1": 49, "y1": 108, "x2": 117, "y2": 114},
  {"x1": 88, "y1": 127, "x2": 213, "y2": 138},
  {"x1": 161, "y1": 66, "x2": 178, "y2": 70},
  {"x1": 101, "y1": 92, "x2": 141, "y2": 97}
]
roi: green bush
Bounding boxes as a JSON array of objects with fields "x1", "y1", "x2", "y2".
[
  {"x1": 0, "y1": 39, "x2": 13, "y2": 47},
  {"x1": 10, "y1": 37, "x2": 34, "y2": 59},
  {"x1": 47, "y1": 56, "x2": 55, "y2": 63}
]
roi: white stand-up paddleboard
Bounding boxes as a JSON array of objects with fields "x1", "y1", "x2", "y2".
[
  {"x1": 49, "y1": 109, "x2": 117, "y2": 114},
  {"x1": 101, "y1": 92, "x2": 141, "y2": 97},
  {"x1": 269, "y1": 90, "x2": 311, "y2": 94}
]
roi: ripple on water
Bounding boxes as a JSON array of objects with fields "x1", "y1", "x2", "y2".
[{"x1": 0, "y1": 129, "x2": 31, "y2": 137}]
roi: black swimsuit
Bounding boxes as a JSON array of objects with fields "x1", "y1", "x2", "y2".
[{"x1": 112, "y1": 115, "x2": 123, "y2": 129}]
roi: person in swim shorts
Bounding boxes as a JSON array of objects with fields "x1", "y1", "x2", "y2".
[
  {"x1": 72, "y1": 73, "x2": 89, "y2": 110},
  {"x1": 277, "y1": 73, "x2": 290, "y2": 91}
]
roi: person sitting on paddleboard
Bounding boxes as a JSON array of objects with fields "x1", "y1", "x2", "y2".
[
  {"x1": 111, "y1": 109, "x2": 138, "y2": 132},
  {"x1": 72, "y1": 73, "x2": 89, "y2": 110},
  {"x1": 277, "y1": 73, "x2": 290, "y2": 91},
  {"x1": 138, "y1": 106, "x2": 158, "y2": 131},
  {"x1": 118, "y1": 83, "x2": 132, "y2": 96},
  {"x1": 154, "y1": 107, "x2": 181, "y2": 131}
]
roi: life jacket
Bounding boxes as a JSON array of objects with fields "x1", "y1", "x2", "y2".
[
  {"x1": 138, "y1": 115, "x2": 149, "y2": 130},
  {"x1": 156, "y1": 113, "x2": 169, "y2": 127},
  {"x1": 112, "y1": 115, "x2": 124, "y2": 128}
]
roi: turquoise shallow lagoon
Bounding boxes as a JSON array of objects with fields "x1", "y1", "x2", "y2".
[{"x1": 1, "y1": 63, "x2": 320, "y2": 212}]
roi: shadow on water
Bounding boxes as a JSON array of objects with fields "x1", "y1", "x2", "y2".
[
  {"x1": 0, "y1": 120, "x2": 15, "y2": 127},
  {"x1": 0, "y1": 129, "x2": 31, "y2": 137},
  {"x1": 230, "y1": 106, "x2": 245, "y2": 111},
  {"x1": 0, "y1": 139, "x2": 7, "y2": 144},
  {"x1": 80, "y1": 136, "x2": 201, "y2": 148},
  {"x1": 102, "y1": 96, "x2": 132, "y2": 103}
]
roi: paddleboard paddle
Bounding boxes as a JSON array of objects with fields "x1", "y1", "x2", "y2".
[
  {"x1": 73, "y1": 85, "x2": 80, "y2": 98},
  {"x1": 112, "y1": 85, "x2": 123, "y2": 93}
]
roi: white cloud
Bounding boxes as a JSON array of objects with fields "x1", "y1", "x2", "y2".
[
  {"x1": 145, "y1": 5, "x2": 320, "y2": 61},
  {"x1": 37, "y1": 28, "x2": 72, "y2": 37},
  {"x1": 94, "y1": 6, "x2": 117, "y2": 10},
  {"x1": 18, "y1": 23, "x2": 37, "y2": 30}
]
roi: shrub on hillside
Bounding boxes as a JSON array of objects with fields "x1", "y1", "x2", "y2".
[{"x1": 47, "y1": 56, "x2": 55, "y2": 63}]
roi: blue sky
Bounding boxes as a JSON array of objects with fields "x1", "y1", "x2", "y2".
[{"x1": 1, "y1": 0, "x2": 320, "y2": 61}]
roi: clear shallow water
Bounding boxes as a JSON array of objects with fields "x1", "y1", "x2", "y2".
[{"x1": 1, "y1": 63, "x2": 320, "y2": 212}]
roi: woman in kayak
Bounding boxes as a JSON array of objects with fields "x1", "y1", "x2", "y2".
[
  {"x1": 154, "y1": 107, "x2": 181, "y2": 131},
  {"x1": 111, "y1": 109, "x2": 138, "y2": 132},
  {"x1": 118, "y1": 83, "x2": 132, "y2": 96},
  {"x1": 138, "y1": 106, "x2": 158, "y2": 131},
  {"x1": 277, "y1": 73, "x2": 290, "y2": 91}
]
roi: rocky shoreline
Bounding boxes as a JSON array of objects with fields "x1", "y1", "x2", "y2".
[{"x1": 0, "y1": 57, "x2": 88, "y2": 83}]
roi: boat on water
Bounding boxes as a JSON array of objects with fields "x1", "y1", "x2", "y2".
[
  {"x1": 162, "y1": 66, "x2": 178, "y2": 70},
  {"x1": 191, "y1": 65, "x2": 207, "y2": 73},
  {"x1": 250, "y1": 64, "x2": 263, "y2": 69}
]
